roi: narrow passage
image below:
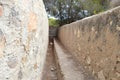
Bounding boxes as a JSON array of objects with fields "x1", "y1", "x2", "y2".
[{"x1": 42, "y1": 40, "x2": 58, "y2": 80}]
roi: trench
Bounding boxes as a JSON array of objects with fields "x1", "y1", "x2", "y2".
[
  {"x1": 42, "y1": 39, "x2": 59, "y2": 80},
  {"x1": 42, "y1": 27, "x2": 62, "y2": 80},
  {"x1": 41, "y1": 27, "x2": 95, "y2": 80}
]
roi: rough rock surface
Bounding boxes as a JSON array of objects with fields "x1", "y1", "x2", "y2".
[
  {"x1": 58, "y1": 6, "x2": 120, "y2": 80},
  {"x1": 0, "y1": 0, "x2": 48, "y2": 80}
]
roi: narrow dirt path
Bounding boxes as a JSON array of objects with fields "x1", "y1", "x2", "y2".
[{"x1": 42, "y1": 41, "x2": 58, "y2": 80}]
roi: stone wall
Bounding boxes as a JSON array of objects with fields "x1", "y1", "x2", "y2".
[
  {"x1": 0, "y1": 0, "x2": 48, "y2": 80},
  {"x1": 58, "y1": 6, "x2": 120, "y2": 80}
]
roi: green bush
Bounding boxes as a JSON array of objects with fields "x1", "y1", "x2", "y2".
[{"x1": 49, "y1": 18, "x2": 59, "y2": 27}]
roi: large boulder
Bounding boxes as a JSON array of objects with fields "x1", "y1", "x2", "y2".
[{"x1": 0, "y1": 0, "x2": 48, "y2": 80}]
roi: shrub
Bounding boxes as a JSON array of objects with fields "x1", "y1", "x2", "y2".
[{"x1": 49, "y1": 18, "x2": 59, "y2": 27}]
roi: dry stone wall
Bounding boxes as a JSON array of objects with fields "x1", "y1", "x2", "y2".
[
  {"x1": 0, "y1": 0, "x2": 48, "y2": 80},
  {"x1": 58, "y1": 6, "x2": 120, "y2": 80}
]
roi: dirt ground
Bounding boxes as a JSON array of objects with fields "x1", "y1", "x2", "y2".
[{"x1": 42, "y1": 41, "x2": 58, "y2": 80}]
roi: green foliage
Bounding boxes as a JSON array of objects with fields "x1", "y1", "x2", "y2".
[
  {"x1": 82, "y1": 0, "x2": 109, "y2": 15},
  {"x1": 44, "y1": 0, "x2": 110, "y2": 26},
  {"x1": 49, "y1": 18, "x2": 59, "y2": 27},
  {"x1": 44, "y1": 0, "x2": 85, "y2": 26}
]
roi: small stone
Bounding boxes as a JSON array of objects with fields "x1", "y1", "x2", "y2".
[
  {"x1": 51, "y1": 67, "x2": 55, "y2": 71},
  {"x1": 116, "y1": 72, "x2": 120, "y2": 77},
  {"x1": 98, "y1": 70, "x2": 105, "y2": 80},
  {"x1": 110, "y1": 21, "x2": 113, "y2": 26},
  {"x1": 117, "y1": 56, "x2": 120, "y2": 62},
  {"x1": 92, "y1": 70, "x2": 95, "y2": 75},
  {"x1": 116, "y1": 25, "x2": 120, "y2": 31},
  {"x1": 86, "y1": 56, "x2": 91, "y2": 65},
  {"x1": 51, "y1": 66, "x2": 56, "y2": 71},
  {"x1": 91, "y1": 27, "x2": 95, "y2": 32},
  {"x1": 50, "y1": 42, "x2": 53, "y2": 45}
]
